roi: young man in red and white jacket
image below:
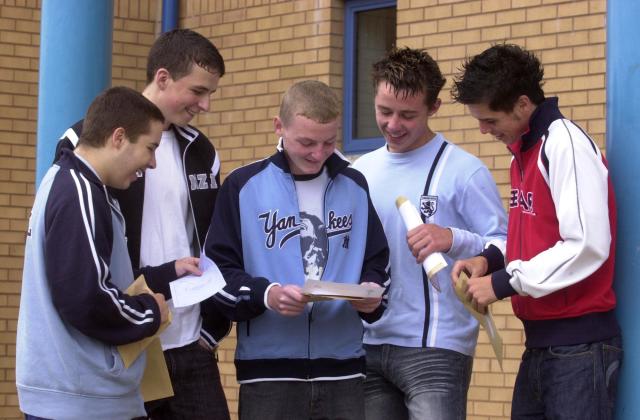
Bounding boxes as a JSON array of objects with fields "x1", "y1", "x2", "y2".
[{"x1": 451, "y1": 44, "x2": 622, "y2": 420}]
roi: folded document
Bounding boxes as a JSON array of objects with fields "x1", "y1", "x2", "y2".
[{"x1": 302, "y1": 280, "x2": 384, "y2": 301}]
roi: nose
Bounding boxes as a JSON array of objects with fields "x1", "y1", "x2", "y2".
[
  {"x1": 198, "y1": 96, "x2": 210, "y2": 112},
  {"x1": 309, "y1": 146, "x2": 323, "y2": 161},
  {"x1": 148, "y1": 153, "x2": 157, "y2": 169},
  {"x1": 387, "y1": 114, "x2": 401, "y2": 131},
  {"x1": 479, "y1": 121, "x2": 490, "y2": 134}
]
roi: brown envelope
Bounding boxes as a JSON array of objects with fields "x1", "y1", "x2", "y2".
[{"x1": 117, "y1": 275, "x2": 174, "y2": 401}]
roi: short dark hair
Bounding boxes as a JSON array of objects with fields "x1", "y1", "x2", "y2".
[
  {"x1": 451, "y1": 43, "x2": 545, "y2": 112},
  {"x1": 79, "y1": 86, "x2": 164, "y2": 148},
  {"x1": 372, "y1": 47, "x2": 446, "y2": 109},
  {"x1": 146, "y1": 29, "x2": 225, "y2": 83}
]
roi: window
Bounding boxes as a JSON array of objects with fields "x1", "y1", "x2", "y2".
[{"x1": 343, "y1": 0, "x2": 396, "y2": 153}]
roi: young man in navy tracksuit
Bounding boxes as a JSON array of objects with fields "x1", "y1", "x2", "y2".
[
  {"x1": 451, "y1": 43, "x2": 622, "y2": 420},
  {"x1": 16, "y1": 87, "x2": 175, "y2": 419},
  {"x1": 203, "y1": 80, "x2": 390, "y2": 420}
]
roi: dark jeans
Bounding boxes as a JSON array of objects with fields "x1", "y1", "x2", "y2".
[
  {"x1": 145, "y1": 341, "x2": 230, "y2": 420},
  {"x1": 512, "y1": 335, "x2": 623, "y2": 420},
  {"x1": 239, "y1": 377, "x2": 365, "y2": 420},
  {"x1": 363, "y1": 344, "x2": 473, "y2": 420},
  {"x1": 26, "y1": 415, "x2": 147, "y2": 420}
]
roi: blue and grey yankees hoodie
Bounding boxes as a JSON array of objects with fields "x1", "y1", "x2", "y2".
[
  {"x1": 16, "y1": 149, "x2": 171, "y2": 420},
  {"x1": 203, "y1": 148, "x2": 390, "y2": 383}
]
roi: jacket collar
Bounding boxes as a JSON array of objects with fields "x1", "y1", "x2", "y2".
[
  {"x1": 271, "y1": 137, "x2": 350, "y2": 179},
  {"x1": 171, "y1": 124, "x2": 199, "y2": 143},
  {"x1": 520, "y1": 97, "x2": 564, "y2": 151},
  {"x1": 58, "y1": 148, "x2": 104, "y2": 187}
]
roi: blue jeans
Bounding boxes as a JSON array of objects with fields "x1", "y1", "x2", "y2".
[
  {"x1": 239, "y1": 377, "x2": 365, "y2": 420},
  {"x1": 363, "y1": 344, "x2": 473, "y2": 420},
  {"x1": 512, "y1": 335, "x2": 623, "y2": 420},
  {"x1": 145, "y1": 340, "x2": 230, "y2": 420}
]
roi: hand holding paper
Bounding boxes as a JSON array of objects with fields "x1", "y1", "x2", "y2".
[
  {"x1": 349, "y1": 282, "x2": 383, "y2": 313},
  {"x1": 170, "y1": 255, "x2": 226, "y2": 308},
  {"x1": 453, "y1": 272, "x2": 503, "y2": 368},
  {"x1": 116, "y1": 275, "x2": 174, "y2": 402},
  {"x1": 267, "y1": 284, "x2": 308, "y2": 316},
  {"x1": 396, "y1": 196, "x2": 447, "y2": 291},
  {"x1": 117, "y1": 276, "x2": 172, "y2": 368}
]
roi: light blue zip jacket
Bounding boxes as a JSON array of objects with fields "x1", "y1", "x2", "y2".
[{"x1": 203, "y1": 149, "x2": 389, "y2": 383}]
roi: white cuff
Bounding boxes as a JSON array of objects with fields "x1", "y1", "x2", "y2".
[{"x1": 264, "y1": 282, "x2": 281, "y2": 310}]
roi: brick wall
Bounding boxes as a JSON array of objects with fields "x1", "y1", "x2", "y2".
[
  {"x1": 0, "y1": 0, "x2": 39, "y2": 417},
  {"x1": 0, "y1": 0, "x2": 607, "y2": 419}
]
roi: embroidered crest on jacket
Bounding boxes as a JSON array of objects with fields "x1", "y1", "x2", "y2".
[{"x1": 420, "y1": 195, "x2": 438, "y2": 218}]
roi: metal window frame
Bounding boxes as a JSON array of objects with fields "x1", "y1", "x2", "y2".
[{"x1": 343, "y1": 0, "x2": 396, "y2": 153}]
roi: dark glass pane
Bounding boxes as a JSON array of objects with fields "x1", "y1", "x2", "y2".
[{"x1": 354, "y1": 7, "x2": 396, "y2": 139}]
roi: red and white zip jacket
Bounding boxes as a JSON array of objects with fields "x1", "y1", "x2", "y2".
[{"x1": 482, "y1": 98, "x2": 619, "y2": 348}]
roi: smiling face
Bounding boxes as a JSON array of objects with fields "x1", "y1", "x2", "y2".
[
  {"x1": 152, "y1": 63, "x2": 220, "y2": 128},
  {"x1": 275, "y1": 114, "x2": 338, "y2": 175},
  {"x1": 466, "y1": 96, "x2": 534, "y2": 146},
  {"x1": 111, "y1": 120, "x2": 163, "y2": 189},
  {"x1": 374, "y1": 82, "x2": 439, "y2": 153}
]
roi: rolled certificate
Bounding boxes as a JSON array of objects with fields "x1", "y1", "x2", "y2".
[{"x1": 395, "y1": 196, "x2": 448, "y2": 289}]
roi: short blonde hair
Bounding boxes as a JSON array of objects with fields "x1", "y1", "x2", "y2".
[{"x1": 279, "y1": 80, "x2": 340, "y2": 126}]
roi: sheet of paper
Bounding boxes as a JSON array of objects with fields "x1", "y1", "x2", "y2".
[
  {"x1": 454, "y1": 272, "x2": 504, "y2": 369},
  {"x1": 169, "y1": 255, "x2": 226, "y2": 308},
  {"x1": 302, "y1": 279, "x2": 384, "y2": 301}
]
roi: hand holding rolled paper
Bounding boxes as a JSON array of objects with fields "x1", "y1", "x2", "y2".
[
  {"x1": 454, "y1": 271, "x2": 504, "y2": 368},
  {"x1": 395, "y1": 196, "x2": 447, "y2": 292}
]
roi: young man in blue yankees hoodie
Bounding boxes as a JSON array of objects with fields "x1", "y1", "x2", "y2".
[
  {"x1": 15, "y1": 87, "x2": 191, "y2": 419},
  {"x1": 203, "y1": 80, "x2": 390, "y2": 420}
]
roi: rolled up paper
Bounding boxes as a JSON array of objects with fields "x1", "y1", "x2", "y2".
[{"x1": 395, "y1": 196, "x2": 448, "y2": 291}]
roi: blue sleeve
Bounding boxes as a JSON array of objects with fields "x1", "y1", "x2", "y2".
[
  {"x1": 447, "y1": 165, "x2": 508, "y2": 260},
  {"x1": 202, "y1": 172, "x2": 271, "y2": 322},
  {"x1": 44, "y1": 171, "x2": 161, "y2": 345}
]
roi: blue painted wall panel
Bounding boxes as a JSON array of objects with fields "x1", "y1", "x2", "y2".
[
  {"x1": 607, "y1": 1, "x2": 640, "y2": 418},
  {"x1": 36, "y1": 0, "x2": 113, "y2": 186}
]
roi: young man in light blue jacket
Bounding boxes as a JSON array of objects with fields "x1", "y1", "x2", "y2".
[{"x1": 353, "y1": 47, "x2": 507, "y2": 420}]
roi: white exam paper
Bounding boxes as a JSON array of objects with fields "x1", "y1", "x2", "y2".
[{"x1": 169, "y1": 255, "x2": 226, "y2": 308}]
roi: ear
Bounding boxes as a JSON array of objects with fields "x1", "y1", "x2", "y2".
[
  {"x1": 274, "y1": 116, "x2": 284, "y2": 137},
  {"x1": 427, "y1": 98, "x2": 442, "y2": 116},
  {"x1": 154, "y1": 68, "x2": 172, "y2": 90},
  {"x1": 514, "y1": 95, "x2": 534, "y2": 118},
  {"x1": 109, "y1": 127, "x2": 127, "y2": 150}
]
